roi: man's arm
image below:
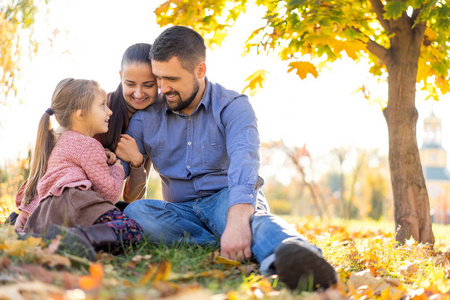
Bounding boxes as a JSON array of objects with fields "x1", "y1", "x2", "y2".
[{"x1": 219, "y1": 96, "x2": 261, "y2": 261}]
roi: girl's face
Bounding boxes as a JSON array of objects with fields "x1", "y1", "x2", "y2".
[
  {"x1": 120, "y1": 63, "x2": 158, "y2": 110},
  {"x1": 87, "y1": 89, "x2": 112, "y2": 137}
]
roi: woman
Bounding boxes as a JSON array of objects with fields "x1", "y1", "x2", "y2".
[{"x1": 97, "y1": 42, "x2": 158, "y2": 204}]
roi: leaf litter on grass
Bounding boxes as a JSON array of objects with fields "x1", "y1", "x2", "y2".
[{"x1": 0, "y1": 218, "x2": 450, "y2": 299}]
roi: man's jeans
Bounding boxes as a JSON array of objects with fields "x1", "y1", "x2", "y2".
[{"x1": 124, "y1": 188, "x2": 322, "y2": 273}]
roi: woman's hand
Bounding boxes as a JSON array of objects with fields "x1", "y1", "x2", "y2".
[
  {"x1": 15, "y1": 211, "x2": 30, "y2": 233},
  {"x1": 116, "y1": 134, "x2": 144, "y2": 168},
  {"x1": 105, "y1": 148, "x2": 117, "y2": 165},
  {"x1": 114, "y1": 157, "x2": 124, "y2": 171}
]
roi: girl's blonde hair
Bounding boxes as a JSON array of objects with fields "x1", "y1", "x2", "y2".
[{"x1": 22, "y1": 78, "x2": 101, "y2": 205}]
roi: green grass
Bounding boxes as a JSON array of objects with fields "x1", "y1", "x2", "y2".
[{"x1": 2, "y1": 217, "x2": 450, "y2": 299}]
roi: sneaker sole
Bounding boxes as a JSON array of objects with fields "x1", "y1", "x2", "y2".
[{"x1": 274, "y1": 242, "x2": 337, "y2": 291}]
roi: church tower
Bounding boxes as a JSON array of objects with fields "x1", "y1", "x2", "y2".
[{"x1": 419, "y1": 111, "x2": 450, "y2": 224}]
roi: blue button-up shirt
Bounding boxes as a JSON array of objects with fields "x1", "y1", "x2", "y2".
[{"x1": 123, "y1": 78, "x2": 261, "y2": 209}]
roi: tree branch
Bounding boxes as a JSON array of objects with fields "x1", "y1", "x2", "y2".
[
  {"x1": 366, "y1": 39, "x2": 390, "y2": 64},
  {"x1": 368, "y1": 0, "x2": 391, "y2": 33},
  {"x1": 411, "y1": 8, "x2": 421, "y2": 22}
]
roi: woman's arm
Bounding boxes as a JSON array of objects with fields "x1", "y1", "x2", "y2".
[{"x1": 122, "y1": 156, "x2": 152, "y2": 202}]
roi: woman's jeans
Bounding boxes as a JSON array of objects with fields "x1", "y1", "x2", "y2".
[{"x1": 124, "y1": 188, "x2": 321, "y2": 273}]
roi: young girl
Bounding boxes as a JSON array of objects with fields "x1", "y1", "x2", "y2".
[{"x1": 18, "y1": 78, "x2": 143, "y2": 259}]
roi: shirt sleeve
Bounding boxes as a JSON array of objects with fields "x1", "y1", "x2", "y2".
[
  {"x1": 122, "y1": 156, "x2": 152, "y2": 202},
  {"x1": 18, "y1": 196, "x2": 40, "y2": 215},
  {"x1": 80, "y1": 139, "x2": 125, "y2": 203},
  {"x1": 122, "y1": 112, "x2": 147, "y2": 178},
  {"x1": 221, "y1": 96, "x2": 261, "y2": 209}
]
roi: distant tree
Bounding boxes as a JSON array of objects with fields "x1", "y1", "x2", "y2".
[
  {"x1": 363, "y1": 155, "x2": 392, "y2": 221},
  {"x1": 0, "y1": 0, "x2": 39, "y2": 102},
  {"x1": 331, "y1": 147, "x2": 349, "y2": 219},
  {"x1": 262, "y1": 141, "x2": 327, "y2": 219},
  {"x1": 153, "y1": 0, "x2": 450, "y2": 244}
]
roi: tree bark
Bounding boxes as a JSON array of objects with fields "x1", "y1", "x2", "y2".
[{"x1": 382, "y1": 18, "x2": 434, "y2": 245}]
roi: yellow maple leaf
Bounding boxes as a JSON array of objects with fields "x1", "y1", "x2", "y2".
[
  {"x1": 436, "y1": 76, "x2": 450, "y2": 95},
  {"x1": 242, "y1": 69, "x2": 268, "y2": 97},
  {"x1": 343, "y1": 41, "x2": 365, "y2": 60},
  {"x1": 424, "y1": 27, "x2": 438, "y2": 41},
  {"x1": 287, "y1": 61, "x2": 318, "y2": 80}
]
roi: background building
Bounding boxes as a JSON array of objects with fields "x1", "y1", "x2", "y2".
[{"x1": 419, "y1": 112, "x2": 450, "y2": 224}]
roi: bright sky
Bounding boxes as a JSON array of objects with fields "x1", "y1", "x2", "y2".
[{"x1": 1, "y1": 0, "x2": 449, "y2": 175}]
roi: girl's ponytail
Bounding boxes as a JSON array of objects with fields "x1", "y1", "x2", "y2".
[{"x1": 22, "y1": 110, "x2": 55, "y2": 205}]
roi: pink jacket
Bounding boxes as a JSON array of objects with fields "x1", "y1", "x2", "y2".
[{"x1": 18, "y1": 130, "x2": 124, "y2": 213}]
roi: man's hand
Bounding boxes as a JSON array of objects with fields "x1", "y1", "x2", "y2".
[
  {"x1": 15, "y1": 211, "x2": 30, "y2": 233},
  {"x1": 220, "y1": 203, "x2": 255, "y2": 261},
  {"x1": 116, "y1": 134, "x2": 144, "y2": 168}
]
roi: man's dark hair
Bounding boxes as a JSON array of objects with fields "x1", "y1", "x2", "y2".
[{"x1": 150, "y1": 26, "x2": 206, "y2": 72}]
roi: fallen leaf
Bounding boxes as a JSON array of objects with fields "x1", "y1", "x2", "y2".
[
  {"x1": 0, "y1": 281, "x2": 63, "y2": 300},
  {"x1": 131, "y1": 254, "x2": 152, "y2": 263},
  {"x1": 214, "y1": 256, "x2": 241, "y2": 267},
  {"x1": 37, "y1": 253, "x2": 71, "y2": 268},
  {"x1": 2, "y1": 236, "x2": 42, "y2": 256},
  {"x1": 139, "y1": 265, "x2": 157, "y2": 286},
  {"x1": 348, "y1": 269, "x2": 403, "y2": 297},
  {"x1": 78, "y1": 263, "x2": 104, "y2": 290},
  {"x1": 240, "y1": 263, "x2": 258, "y2": 274},
  {"x1": 153, "y1": 261, "x2": 172, "y2": 282}
]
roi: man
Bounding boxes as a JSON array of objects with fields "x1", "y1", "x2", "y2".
[{"x1": 121, "y1": 25, "x2": 337, "y2": 291}]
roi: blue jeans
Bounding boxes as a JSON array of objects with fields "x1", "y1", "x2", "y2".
[{"x1": 124, "y1": 188, "x2": 321, "y2": 273}]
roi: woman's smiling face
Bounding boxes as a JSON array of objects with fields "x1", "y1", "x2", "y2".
[{"x1": 120, "y1": 62, "x2": 158, "y2": 110}]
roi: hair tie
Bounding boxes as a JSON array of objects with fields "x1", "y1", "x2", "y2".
[{"x1": 45, "y1": 108, "x2": 54, "y2": 115}]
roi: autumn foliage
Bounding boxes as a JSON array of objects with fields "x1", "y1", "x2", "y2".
[
  {"x1": 0, "y1": 216, "x2": 449, "y2": 299},
  {"x1": 0, "y1": 0, "x2": 38, "y2": 101}
]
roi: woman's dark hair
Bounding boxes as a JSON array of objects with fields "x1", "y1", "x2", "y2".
[
  {"x1": 101, "y1": 43, "x2": 152, "y2": 151},
  {"x1": 150, "y1": 26, "x2": 206, "y2": 73}
]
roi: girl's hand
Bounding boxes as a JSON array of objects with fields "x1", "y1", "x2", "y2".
[
  {"x1": 116, "y1": 134, "x2": 144, "y2": 168},
  {"x1": 15, "y1": 211, "x2": 30, "y2": 233},
  {"x1": 105, "y1": 149, "x2": 117, "y2": 165}
]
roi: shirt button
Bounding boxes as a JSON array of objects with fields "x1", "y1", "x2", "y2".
[
  {"x1": 249, "y1": 194, "x2": 254, "y2": 198},
  {"x1": 187, "y1": 165, "x2": 191, "y2": 169},
  {"x1": 188, "y1": 141, "x2": 192, "y2": 146}
]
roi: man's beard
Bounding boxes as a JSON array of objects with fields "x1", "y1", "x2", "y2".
[{"x1": 164, "y1": 81, "x2": 200, "y2": 112}]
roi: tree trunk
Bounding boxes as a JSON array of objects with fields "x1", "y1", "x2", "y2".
[{"x1": 383, "y1": 19, "x2": 434, "y2": 245}]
